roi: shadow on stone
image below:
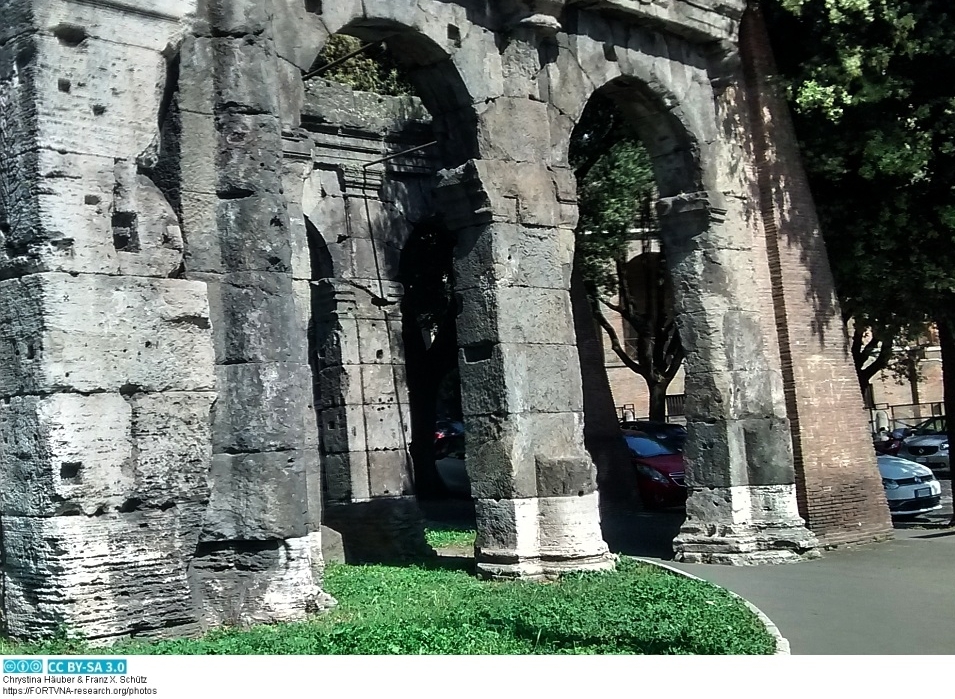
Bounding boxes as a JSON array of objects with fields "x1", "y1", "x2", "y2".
[
  {"x1": 324, "y1": 498, "x2": 434, "y2": 565},
  {"x1": 599, "y1": 504, "x2": 686, "y2": 561}
]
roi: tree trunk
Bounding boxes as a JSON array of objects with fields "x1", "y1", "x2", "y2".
[
  {"x1": 647, "y1": 382, "x2": 667, "y2": 422},
  {"x1": 570, "y1": 255, "x2": 638, "y2": 504},
  {"x1": 936, "y1": 315, "x2": 955, "y2": 527}
]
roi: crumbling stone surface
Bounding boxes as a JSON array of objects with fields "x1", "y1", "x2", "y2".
[{"x1": 0, "y1": 0, "x2": 882, "y2": 642}]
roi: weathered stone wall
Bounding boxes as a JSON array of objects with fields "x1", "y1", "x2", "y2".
[
  {"x1": 292, "y1": 79, "x2": 438, "y2": 562},
  {"x1": 0, "y1": 0, "x2": 219, "y2": 640},
  {"x1": 0, "y1": 0, "x2": 885, "y2": 641}
]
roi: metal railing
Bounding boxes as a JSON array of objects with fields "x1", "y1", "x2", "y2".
[{"x1": 869, "y1": 401, "x2": 944, "y2": 435}]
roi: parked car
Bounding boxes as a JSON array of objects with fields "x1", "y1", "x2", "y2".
[
  {"x1": 898, "y1": 416, "x2": 949, "y2": 470},
  {"x1": 878, "y1": 454, "x2": 943, "y2": 518},
  {"x1": 434, "y1": 419, "x2": 464, "y2": 442},
  {"x1": 622, "y1": 430, "x2": 687, "y2": 509},
  {"x1": 434, "y1": 432, "x2": 469, "y2": 497},
  {"x1": 619, "y1": 421, "x2": 688, "y2": 452}
]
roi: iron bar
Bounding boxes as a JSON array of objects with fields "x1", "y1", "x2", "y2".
[
  {"x1": 361, "y1": 140, "x2": 438, "y2": 168},
  {"x1": 302, "y1": 38, "x2": 387, "y2": 81}
]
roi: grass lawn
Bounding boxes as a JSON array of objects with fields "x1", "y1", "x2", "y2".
[{"x1": 0, "y1": 553, "x2": 775, "y2": 655}]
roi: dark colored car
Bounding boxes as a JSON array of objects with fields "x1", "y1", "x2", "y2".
[
  {"x1": 622, "y1": 430, "x2": 688, "y2": 509},
  {"x1": 873, "y1": 432, "x2": 903, "y2": 456},
  {"x1": 619, "y1": 421, "x2": 688, "y2": 452},
  {"x1": 434, "y1": 419, "x2": 464, "y2": 442}
]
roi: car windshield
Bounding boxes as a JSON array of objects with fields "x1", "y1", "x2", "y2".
[
  {"x1": 624, "y1": 435, "x2": 676, "y2": 458},
  {"x1": 913, "y1": 417, "x2": 947, "y2": 436}
]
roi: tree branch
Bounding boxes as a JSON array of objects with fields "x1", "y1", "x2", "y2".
[{"x1": 590, "y1": 293, "x2": 647, "y2": 378}]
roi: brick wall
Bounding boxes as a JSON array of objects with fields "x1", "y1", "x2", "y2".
[{"x1": 737, "y1": 5, "x2": 893, "y2": 546}]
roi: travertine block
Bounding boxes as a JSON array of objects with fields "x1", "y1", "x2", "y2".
[
  {"x1": 0, "y1": 274, "x2": 215, "y2": 397},
  {"x1": 2, "y1": 509, "x2": 205, "y2": 640},
  {"x1": 212, "y1": 362, "x2": 310, "y2": 454}
]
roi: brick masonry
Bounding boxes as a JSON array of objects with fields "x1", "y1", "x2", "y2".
[{"x1": 736, "y1": 5, "x2": 893, "y2": 546}]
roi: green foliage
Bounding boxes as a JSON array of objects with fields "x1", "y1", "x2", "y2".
[
  {"x1": 312, "y1": 34, "x2": 414, "y2": 96},
  {"x1": 767, "y1": 0, "x2": 955, "y2": 333},
  {"x1": 570, "y1": 94, "x2": 657, "y2": 294},
  {"x1": 424, "y1": 526, "x2": 476, "y2": 550},
  {"x1": 0, "y1": 559, "x2": 774, "y2": 655}
]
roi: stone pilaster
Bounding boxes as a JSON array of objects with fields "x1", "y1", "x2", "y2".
[
  {"x1": 436, "y1": 158, "x2": 614, "y2": 578},
  {"x1": 660, "y1": 192, "x2": 819, "y2": 564},
  {"x1": 178, "y1": 3, "x2": 329, "y2": 627},
  {"x1": 314, "y1": 276, "x2": 431, "y2": 562}
]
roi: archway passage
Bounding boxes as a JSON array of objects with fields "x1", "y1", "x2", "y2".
[
  {"x1": 564, "y1": 60, "x2": 818, "y2": 562},
  {"x1": 288, "y1": 22, "x2": 485, "y2": 564}
]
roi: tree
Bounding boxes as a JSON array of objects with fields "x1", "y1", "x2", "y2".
[
  {"x1": 569, "y1": 94, "x2": 684, "y2": 421},
  {"x1": 765, "y1": 0, "x2": 955, "y2": 523}
]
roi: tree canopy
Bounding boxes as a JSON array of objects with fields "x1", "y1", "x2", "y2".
[{"x1": 767, "y1": 0, "x2": 955, "y2": 334}]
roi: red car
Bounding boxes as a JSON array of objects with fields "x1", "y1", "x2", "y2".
[{"x1": 622, "y1": 430, "x2": 688, "y2": 509}]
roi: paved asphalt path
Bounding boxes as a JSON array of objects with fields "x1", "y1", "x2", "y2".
[{"x1": 646, "y1": 475, "x2": 955, "y2": 655}]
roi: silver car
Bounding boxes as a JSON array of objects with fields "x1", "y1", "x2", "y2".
[
  {"x1": 878, "y1": 455, "x2": 943, "y2": 517},
  {"x1": 898, "y1": 416, "x2": 949, "y2": 470}
]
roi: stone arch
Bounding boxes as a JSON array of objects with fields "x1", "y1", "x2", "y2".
[
  {"x1": 5, "y1": 0, "x2": 894, "y2": 643},
  {"x1": 560, "y1": 28, "x2": 818, "y2": 562},
  {"x1": 284, "y1": 16, "x2": 486, "y2": 562}
]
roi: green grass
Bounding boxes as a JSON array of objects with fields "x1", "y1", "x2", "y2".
[
  {"x1": 424, "y1": 526, "x2": 476, "y2": 550},
  {"x1": 0, "y1": 558, "x2": 775, "y2": 655}
]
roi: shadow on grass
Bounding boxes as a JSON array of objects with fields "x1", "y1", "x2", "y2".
[{"x1": 417, "y1": 495, "x2": 686, "y2": 562}]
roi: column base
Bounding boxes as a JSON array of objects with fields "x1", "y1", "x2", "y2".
[
  {"x1": 673, "y1": 522, "x2": 820, "y2": 565},
  {"x1": 474, "y1": 494, "x2": 616, "y2": 579},
  {"x1": 475, "y1": 552, "x2": 618, "y2": 580}
]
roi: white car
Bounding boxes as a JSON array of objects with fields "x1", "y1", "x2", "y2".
[{"x1": 878, "y1": 454, "x2": 943, "y2": 518}]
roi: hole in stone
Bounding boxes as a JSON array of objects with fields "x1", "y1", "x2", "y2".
[
  {"x1": 578, "y1": 490, "x2": 585, "y2": 497},
  {"x1": 463, "y1": 342, "x2": 494, "y2": 363},
  {"x1": 304, "y1": 0, "x2": 321, "y2": 11},
  {"x1": 118, "y1": 498, "x2": 143, "y2": 513},
  {"x1": 603, "y1": 43, "x2": 618, "y2": 62},
  {"x1": 447, "y1": 24, "x2": 461, "y2": 48},
  {"x1": 26, "y1": 343, "x2": 35, "y2": 359},
  {"x1": 58, "y1": 78, "x2": 72, "y2": 93},
  {"x1": 328, "y1": 421, "x2": 336, "y2": 430},
  {"x1": 60, "y1": 462, "x2": 82, "y2": 481},
  {"x1": 84, "y1": 194, "x2": 100, "y2": 205},
  {"x1": 112, "y1": 211, "x2": 139, "y2": 252},
  {"x1": 144, "y1": 340, "x2": 152, "y2": 348},
  {"x1": 376, "y1": 349, "x2": 384, "y2": 359},
  {"x1": 91, "y1": 104, "x2": 106, "y2": 116},
  {"x1": 53, "y1": 24, "x2": 88, "y2": 47},
  {"x1": 119, "y1": 382, "x2": 142, "y2": 397},
  {"x1": 159, "y1": 501, "x2": 176, "y2": 511}
]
